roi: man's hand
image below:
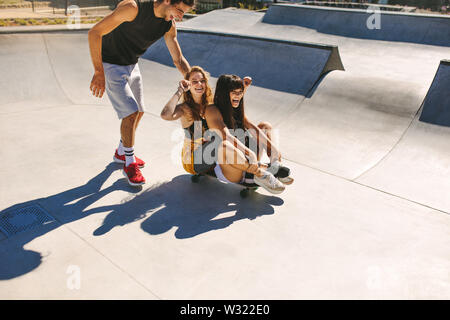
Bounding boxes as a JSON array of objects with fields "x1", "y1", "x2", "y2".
[{"x1": 90, "y1": 70, "x2": 105, "y2": 98}]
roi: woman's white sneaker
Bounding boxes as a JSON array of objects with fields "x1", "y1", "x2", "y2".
[
  {"x1": 267, "y1": 161, "x2": 294, "y2": 185},
  {"x1": 278, "y1": 175, "x2": 294, "y2": 185},
  {"x1": 254, "y1": 171, "x2": 285, "y2": 194}
]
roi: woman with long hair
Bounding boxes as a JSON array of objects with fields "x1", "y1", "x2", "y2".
[
  {"x1": 160, "y1": 66, "x2": 216, "y2": 175},
  {"x1": 161, "y1": 67, "x2": 285, "y2": 194},
  {"x1": 205, "y1": 74, "x2": 293, "y2": 190}
]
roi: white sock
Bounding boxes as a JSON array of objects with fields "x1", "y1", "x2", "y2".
[
  {"x1": 268, "y1": 160, "x2": 281, "y2": 175},
  {"x1": 117, "y1": 140, "x2": 125, "y2": 156},
  {"x1": 123, "y1": 147, "x2": 136, "y2": 167}
]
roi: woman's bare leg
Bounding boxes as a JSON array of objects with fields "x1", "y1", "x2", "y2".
[
  {"x1": 216, "y1": 139, "x2": 286, "y2": 193},
  {"x1": 217, "y1": 140, "x2": 262, "y2": 183}
]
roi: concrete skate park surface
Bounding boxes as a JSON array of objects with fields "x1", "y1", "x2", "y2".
[{"x1": 0, "y1": 5, "x2": 449, "y2": 299}]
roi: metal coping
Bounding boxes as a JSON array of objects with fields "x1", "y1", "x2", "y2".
[
  {"x1": 1, "y1": 25, "x2": 338, "y2": 52},
  {"x1": 178, "y1": 27, "x2": 345, "y2": 74},
  {"x1": 273, "y1": 3, "x2": 450, "y2": 19},
  {"x1": 178, "y1": 27, "x2": 337, "y2": 51}
]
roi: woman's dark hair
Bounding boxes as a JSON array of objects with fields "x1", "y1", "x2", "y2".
[{"x1": 213, "y1": 74, "x2": 245, "y2": 129}]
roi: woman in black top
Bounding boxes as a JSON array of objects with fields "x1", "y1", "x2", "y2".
[
  {"x1": 205, "y1": 74, "x2": 293, "y2": 190},
  {"x1": 162, "y1": 68, "x2": 289, "y2": 194}
]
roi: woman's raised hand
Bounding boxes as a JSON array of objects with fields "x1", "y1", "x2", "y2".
[
  {"x1": 243, "y1": 76, "x2": 252, "y2": 89},
  {"x1": 179, "y1": 79, "x2": 191, "y2": 92}
]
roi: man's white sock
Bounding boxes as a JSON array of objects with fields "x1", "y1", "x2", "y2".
[
  {"x1": 118, "y1": 140, "x2": 125, "y2": 156},
  {"x1": 124, "y1": 147, "x2": 136, "y2": 167}
]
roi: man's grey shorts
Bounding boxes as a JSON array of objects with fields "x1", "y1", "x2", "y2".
[{"x1": 103, "y1": 62, "x2": 145, "y2": 119}]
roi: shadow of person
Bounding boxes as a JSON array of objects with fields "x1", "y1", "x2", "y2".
[
  {"x1": 90, "y1": 174, "x2": 284, "y2": 239},
  {"x1": 0, "y1": 163, "x2": 139, "y2": 280}
]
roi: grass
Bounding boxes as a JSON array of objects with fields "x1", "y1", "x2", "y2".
[
  {"x1": 0, "y1": 16, "x2": 103, "y2": 27},
  {"x1": 0, "y1": 0, "x2": 35, "y2": 7},
  {"x1": 0, "y1": 0, "x2": 28, "y2": 4},
  {"x1": 237, "y1": 2, "x2": 267, "y2": 11}
]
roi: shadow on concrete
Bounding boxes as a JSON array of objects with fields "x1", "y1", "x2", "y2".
[
  {"x1": 0, "y1": 165, "x2": 283, "y2": 280},
  {"x1": 88, "y1": 174, "x2": 284, "y2": 239},
  {"x1": 0, "y1": 163, "x2": 135, "y2": 280}
]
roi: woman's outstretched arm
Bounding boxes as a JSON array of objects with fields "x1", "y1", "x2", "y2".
[
  {"x1": 205, "y1": 105, "x2": 259, "y2": 166},
  {"x1": 160, "y1": 80, "x2": 190, "y2": 121}
]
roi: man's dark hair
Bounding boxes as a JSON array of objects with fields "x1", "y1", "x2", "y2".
[{"x1": 157, "y1": 0, "x2": 195, "y2": 6}]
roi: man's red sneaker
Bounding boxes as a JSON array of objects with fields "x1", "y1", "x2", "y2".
[
  {"x1": 113, "y1": 149, "x2": 145, "y2": 168},
  {"x1": 123, "y1": 163, "x2": 146, "y2": 186}
]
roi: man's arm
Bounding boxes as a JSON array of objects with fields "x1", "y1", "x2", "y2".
[
  {"x1": 164, "y1": 22, "x2": 191, "y2": 76},
  {"x1": 88, "y1": 0, "x2": 138, "y2": 98}
]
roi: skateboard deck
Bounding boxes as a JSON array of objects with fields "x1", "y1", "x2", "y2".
[{"x1": 191, "y1": 164, "x2": 290, "y2": 198}]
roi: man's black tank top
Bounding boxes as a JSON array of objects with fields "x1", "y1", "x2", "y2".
[{"x1": 102, "y1": 0, "x2": 172, "y2": 66}]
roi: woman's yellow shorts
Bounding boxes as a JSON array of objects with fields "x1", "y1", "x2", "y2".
[{"x1": 181, "y1": 138, "x2": 216, "y2": 175}]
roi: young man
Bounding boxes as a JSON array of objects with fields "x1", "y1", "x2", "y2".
[{"x1": 88, "y1": 0, "x2": 193, "y2": 186}]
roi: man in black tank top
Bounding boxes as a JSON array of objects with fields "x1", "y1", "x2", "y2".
[{"x1": 88, "y1": 0, "x2": 193, "y2": 186}]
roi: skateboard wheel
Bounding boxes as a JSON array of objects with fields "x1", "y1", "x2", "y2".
[{"x1": 240, "y1": 189, "x2": 249, "y2": 198}]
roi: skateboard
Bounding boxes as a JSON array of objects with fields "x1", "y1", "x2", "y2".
[
  {"x1": 191, "y1": 170, "x2": 259, "y2": 198},
  {"x1": 191, "y1": 164, "x2": 291, "y2": 198}
]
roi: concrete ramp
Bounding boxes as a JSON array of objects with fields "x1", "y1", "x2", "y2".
[
  {"x1": 181, "y1": 8, "x2": 449, "y2": 181},
  {"x1": 0, "y1": 34, "x2": 70, "y2": 112},
  {"x1": 263, "y1": 4, "x2": 450, "y2": 47},
  {"x1": 143, "y1": 29, "x2": 344, "y2": 95},
  {"x1": 358, "y1": 59, "x2": 450, "y2": 212},
  {"x1": 1, "y1": 9, "x2": 450, "y2": 298},
  {"x1": 357, "y1": 115, "x2": 450, "y2": 213},
  {"x1": 277, "y1": 70, "x2": 424, "y2": 179},
  {"x1": 419, "y1": 60, "x2": 450, "y2": 126}
]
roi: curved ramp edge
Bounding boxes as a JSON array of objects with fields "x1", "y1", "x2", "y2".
[
  {"x1": 143, "y1": 28, "x2": 344, "y2": 95},
  {"x1": 0, "y1": 33, "x2": 70, "y2": 110},
  {"x1": 419, "y1": 60, "x2": 450, "y2": 127},
  {"x1": 355, "y1": 59, "x2": 450, "y2": 212},
  {"x1": 263, "y1": 4, "x2": 450, "y2": 47},
  {"x1": 356, "y1": 115, "x2": 450, "y2": 213},
  {"x1": 278, "y1": 71, "x2": 424, "y2": 179}
]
